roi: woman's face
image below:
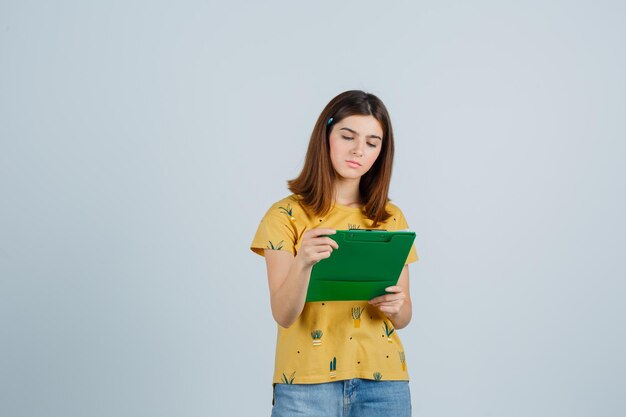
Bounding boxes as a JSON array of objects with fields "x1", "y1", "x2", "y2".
[{"x1": 328, "y1": 115, "x2": 384, "y2": 181}]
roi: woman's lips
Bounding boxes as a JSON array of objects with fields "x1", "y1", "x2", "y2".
[{"x1": 346, "y1": 160, "x2": 361, "y2": 168}]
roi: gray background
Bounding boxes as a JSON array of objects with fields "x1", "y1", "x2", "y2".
[{"x1": 1, "y1": 1, "x2": 625, "y2": 416}]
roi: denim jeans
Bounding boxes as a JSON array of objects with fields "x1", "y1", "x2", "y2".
[{"x1": 271, "y1": 378, "x2": 411, "y2": 417}]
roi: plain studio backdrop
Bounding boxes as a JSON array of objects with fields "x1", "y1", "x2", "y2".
[{"x1": 1, "y1": 1, "x2": 625, "y2": 416}]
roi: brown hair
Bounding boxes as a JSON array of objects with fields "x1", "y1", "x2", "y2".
[{"x1": 288, "y1": 90, "x2": 395, "y2": 226}]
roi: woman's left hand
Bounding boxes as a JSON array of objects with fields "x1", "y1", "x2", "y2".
[{"x1": 368, "y1": 286, "x2": 406, "y2": 316}]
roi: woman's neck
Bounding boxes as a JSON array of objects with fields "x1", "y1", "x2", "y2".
[{"x1": 334, "y1": 179, "x2": 362, "y2": 207}]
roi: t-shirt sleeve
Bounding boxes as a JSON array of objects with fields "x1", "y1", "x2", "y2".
[
  {"x1": 393, "y1": 206, "x2": 419, "y2": 265},
  {"x1": 250, "y1": 204, "x2": 298, "y2": 257}
]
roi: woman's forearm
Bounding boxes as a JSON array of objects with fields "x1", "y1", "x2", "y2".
[{"x1": 270, "y1": 257, "x2": 313, "y2": 328}]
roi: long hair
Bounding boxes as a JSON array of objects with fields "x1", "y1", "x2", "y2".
[{"x1": 288, "y1": 90, "x2": 395, "y2": 226}]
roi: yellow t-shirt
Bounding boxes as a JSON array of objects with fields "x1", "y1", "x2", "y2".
[{"x1": 250, "y1": 194, "x2": 419, "y2": 384}]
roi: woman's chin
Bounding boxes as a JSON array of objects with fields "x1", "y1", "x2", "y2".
[{"x1": 336, "y1": 172, "x2": 362, "y2": 181}]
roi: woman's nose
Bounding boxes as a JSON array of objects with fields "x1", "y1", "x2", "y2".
[{"x1": 352, "y1": 141, "x2": 364, "y2": 157}]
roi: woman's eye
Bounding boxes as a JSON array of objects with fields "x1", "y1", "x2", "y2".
[
  {"x1": 341, "y1": 136, "x2": 354, "y2": 140},
  {"x1": 367, "y1": 142, "x2": 377, "y2": 148}
]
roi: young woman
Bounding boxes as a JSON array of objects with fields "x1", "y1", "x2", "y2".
[{"x1": 251, "y1": 90, "x2": 419, "y2": 417}]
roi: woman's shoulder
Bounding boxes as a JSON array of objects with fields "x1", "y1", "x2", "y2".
[
  {"x1": 264, "y1": 194, "x2": 307, "y2": 217},
  {"x1": 385, "y1": 199, "x2": 413, "y2": 221},
  {"x1": 383, "y1": 199, "x2": 414, "y2": 229},
  {"x1": 384, "y1": 200, "x2": 406, "y2": 216},
  {"x1": 267, "y1": 193, "x2": 301, "y2": 208}
]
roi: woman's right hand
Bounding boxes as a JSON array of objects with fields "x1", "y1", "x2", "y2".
[
  {"x1": 265, "y1": 228, "x2": 338, "y2": 327},
  {"x1": 295, "y1": 228, "x2": 339, "y2": 268}
]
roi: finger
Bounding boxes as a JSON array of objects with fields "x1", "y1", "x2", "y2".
[
  {"x1": 377, "y1": 305, "x2": 401, "y2": 314},
  {"x1": 303, "y1": 246, "x2": 335, "y2": 260},
  {"x1": 368, "y1": 296, "x2": 385, "y2": 304},
  {"x1": 369, "y1": 293, "x2": 404, "y2": 304},
  {"x1": 305, "y1": 237, "x2": 339, "y2": 249},
  {"x1": 369, "y1": 294, "x2": 390, "y2": 304},
  {"x1": 306, "y1": 228, "x2": 336, "y2": 238},
  {"x1": 313, "y1": 250, "x2": 332, "y2": 262},
  {"x1": 373, "y1": 299, "x2": 404, "y2": 306},
  {"x1": 316, "y1": 245, "x2": 335, "y2": 255},
  {"x1": 368, "y1": 288, "x2": 403, "y2": 304},
  {"x1": 370, "y1": 302, "x2": 403, "y2": 311},
  {"x1": 320, "y1": 237, "x2": 339, "y2": 250}
]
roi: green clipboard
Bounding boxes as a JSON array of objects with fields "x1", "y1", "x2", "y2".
[{"x1": 305, "y1": 229, "x2": 416, "y2": 302}]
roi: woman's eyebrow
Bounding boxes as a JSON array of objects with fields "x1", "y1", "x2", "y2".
[{"x1": 339, "y1": 127, "x2": 382, "y2": 140}]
